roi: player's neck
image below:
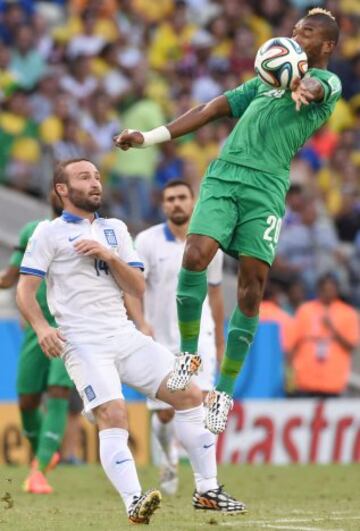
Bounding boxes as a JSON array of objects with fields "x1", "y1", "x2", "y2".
[
  {"x1": 167, "y1": 220, "x2": 188, "y2": 241},
  {"x1": 63, "y1": 205, "x2": 96, "y2": 222},
  {"x1": 308, "y1": 58, "x2": 328, "y2": 69}
]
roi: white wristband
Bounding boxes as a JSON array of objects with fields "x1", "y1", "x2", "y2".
[{"x1": 128, "y1": 126, "x2": 171, "y2": 148}]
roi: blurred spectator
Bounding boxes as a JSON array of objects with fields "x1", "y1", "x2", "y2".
[
  {"x1": 0, "y1": 41, "x2": 19, "y2": 100},
  {"x1": 81, "y1": 91, "x2": 121, "y2": 154},
  {"x1": 52, "y1": 117, "x2": 92, "y2": 161},
  {"x1": 30, "y1": 69, "x2": 60, "y2": 123},
  {"x1": 289, "y1": 274, "x2": 360, "y2": 397},
  {"x1": 283, "y1": 184, "x2": 305, "y2": 228},
  {"x1": 60, "y1": 55, "x2": 98, "y2": 104},
  {"x1": 10, "y1": 24, "x2": 45, "y2": 90},
  {"x1": 275, "y1": 198, "x2": 347, "y2": 296},
  {"x1": 155, "y1": 142, "x2": 184, "y2": 189},
  {"x1": 67, "y1": 9, "x2": 106, "y2": 59}
]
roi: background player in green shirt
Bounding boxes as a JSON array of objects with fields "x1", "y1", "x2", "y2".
[
  {"x1": 114, "y1": 8, "x2": 341, "y2": 434},
  {"x1": 0, "y1": 193, "x2": 73, "y2": 493}
]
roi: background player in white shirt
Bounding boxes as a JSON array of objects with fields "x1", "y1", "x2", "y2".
[
  {"x1": 16, "y1": 159, "x2": 246, "y2": 524},
  {"x1": 126, "y1": 180, "x2": 224, "y2": 495}
]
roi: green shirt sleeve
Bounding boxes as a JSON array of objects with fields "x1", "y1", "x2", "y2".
[
  {"x1": 224, "y1": 77, "x2": 260, "y2": 119},
  {"x1": 9, "y1": 220, "x2": 40, "y2": 268},
  {"x1": 308, "y1": 69, "x2": 342, "y2": 106}
]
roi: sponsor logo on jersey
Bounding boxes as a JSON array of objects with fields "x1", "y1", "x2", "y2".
[
  {"x1": 68, "y1": 234, "x2": 81, "y2": 242},
  {"x1": 264, "y1": 88, "x2": 285, "y2": 98},
  {"x1": 104, "y1": 229, "x2": 117, "y2": 247},
  {"x1": 84, "y1": 385, "x2": 96, "y2": 402}
]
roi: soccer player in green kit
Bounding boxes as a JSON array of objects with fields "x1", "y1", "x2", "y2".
[
  {"x1": 0, "y1": 193, "x2": 73, "y2": 493},
  {"x1": 114, "y1": 8, "x2": 342, "y2": 434}
]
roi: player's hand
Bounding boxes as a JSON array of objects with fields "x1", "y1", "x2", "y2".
[
  {"x1": 139, "y1": 321, "x2": 154, "y2": 338},
  {"x1": 291, "y1": 77, "x2": 316, "y2": 111},
  {"x1": 113, "y1": 129, "x2": 144, "y2": 151},
  {"x1": 74, "y1": 239, "x2": 112, "y2": 262},
  {"x1": 37, "y1": 326, "x2": 66, "y2": 358}
]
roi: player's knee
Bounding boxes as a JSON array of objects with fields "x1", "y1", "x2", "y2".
[
  {"x1": 94, "y1": 400, "x2": 128, "y2": 430},
  {"x1": 157, "y1": 409, "x2": 175, "y2": 423},
  {"x1": 19, "y1": 393, "x2": 42, "y2": 410},
  {"x1": 173, "y1": 384, "x2": 203, "y2": 410},
  {"x1": 47, "y1": 385, "x2": 71, "y2": 400},
  {"x1": 183, "y1": 243, "x2": 208, "y2": 271},
  {"x1": 238, "y1": 276, "x2": 264, "y2": 314}
]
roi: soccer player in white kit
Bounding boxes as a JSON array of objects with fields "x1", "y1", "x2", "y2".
[
  {"x1": 125, "y1": 180, "x2": 224, "y2": 496},
  {"x1": 16, "y1": 159, "x2": 246, "y2": 524}
]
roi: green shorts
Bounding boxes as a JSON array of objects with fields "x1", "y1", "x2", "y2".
[
  {"x1": 189, "y1": 160, "x2": 286, "y2": 266},
  {"x1": 16, "y1": 326, "x2": 73, "y2": 395}
]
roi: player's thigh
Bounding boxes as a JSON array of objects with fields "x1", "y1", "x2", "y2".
[
  {"x1": 119, "y1": 334, "x2": 173, "y2": 400},
  {"x1": 194, "y1": 332, "x2": 216, "y2": 391},
  {"x1": 48, "y1": 356, "x2": 74, "y2": 390},
  {"x1": 231, "y1": 185, "x2": 285, "y2": 266},
  {"x1": 16, "y1": 327, "x2": 49, "y2": 395},
  {"x1": 62, "y1": 344, "x2": 122, "y2": 415},
  {"x1": 188, "y1": 173, "x2": 238, "y2": 252}
]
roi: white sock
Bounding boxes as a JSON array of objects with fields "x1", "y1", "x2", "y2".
[
  {"x1": 99, "y1": 428, "x2": 141, "y2": 510},
  {"x1": 152, "y1": 414, "x2": 179, "y2": 468},
  {"x1": 174, "y1": 405, "x2": 218, "y2": 493}
]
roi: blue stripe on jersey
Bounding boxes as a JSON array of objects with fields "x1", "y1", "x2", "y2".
[
  {"x1": 20, "y1": 266, "x2": 46, "y2": 278},
  {"x1": 128, "y1": 261, "x2": 144, "y2": 270},
  {"x1": 163, "y1": 223, "x2": 176, "y2": 242}
]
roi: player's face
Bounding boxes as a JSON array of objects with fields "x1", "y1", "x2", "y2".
[
  {"x1": 162, "y1": 185, "x2": 194, "y2": 226},
  {"x1": 64, "y1": 161, "x2": 102, "y2": 213},
  {"x1": 292, "y1": 18, "x2": 332, "y2": 65}
]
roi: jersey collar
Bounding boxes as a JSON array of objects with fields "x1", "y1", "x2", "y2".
[
  {"x1": 163, "y1": 223, "x2": 176, "y2": 242},
  {"x1": 61, "y1": 210, "x2": 100, "y2": 223}
]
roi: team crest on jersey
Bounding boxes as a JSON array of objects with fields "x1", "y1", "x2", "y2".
[
  {"x1": 104, "y1": 229, "x2": 117, "y2": 247},
  {"x1": 84, "y1": 385, "x2": 96, "y2": 402}
]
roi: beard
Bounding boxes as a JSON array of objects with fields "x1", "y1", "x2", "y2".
[
  {"x1": 169, "y1": 211, "x2": 190, "y2": 226},
  {"x1": 67, "y1": 186, "x2": 101, "y2": 212}
]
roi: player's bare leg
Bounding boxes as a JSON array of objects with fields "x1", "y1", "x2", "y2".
[
  {"x1": 206, "y1": 256, "x2": 269, "y2": 434},
  {"x1": 167, "y1": 235, "x2": 219, "y2": 391}
]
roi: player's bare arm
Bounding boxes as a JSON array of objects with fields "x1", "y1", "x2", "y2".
[
  {"x1": 291, "y1": 77, "x2": 325, "y2": 111},
  {"x1": 124, "y1": 293, "x2": 154, "y2": 337},
  {"x1": 113, "y1": 95, "x2": 231, "y2": 150},
  {"x1": 74, "y1": 239, "x2": 145, "y2": 298},
  {"x1": 16, "y1": 275, "x2": 65, "y2": 358},
  {"x1": 0, "y1": 265, "x2": 19, "y2": 289}
]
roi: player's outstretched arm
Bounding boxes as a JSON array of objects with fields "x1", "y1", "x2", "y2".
[
  {"x1": 16, "y1": 275, "x2": 65, "y2": 358},
  {"x1": 0, "y1": 265, "x2": 19, "y2": 289},
  {"x1": 113, "y1": 95, "x2": 231, "y2": 150}
]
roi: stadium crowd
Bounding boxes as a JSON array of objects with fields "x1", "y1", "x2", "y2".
[{"x1": 0, "y1": 0, "x2": 359, "y2": 311}]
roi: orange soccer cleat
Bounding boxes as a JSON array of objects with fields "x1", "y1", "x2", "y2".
[{"x1": 23, "y1": 469, "x2": 53, "y2": 494}]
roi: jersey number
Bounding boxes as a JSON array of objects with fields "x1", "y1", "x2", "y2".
[
  {"x1": 263, "y1": 215, "x2": 282, "y2": 244},
  {"x1": 94, "y1": 259, "x2": 109, "y2": 276}
]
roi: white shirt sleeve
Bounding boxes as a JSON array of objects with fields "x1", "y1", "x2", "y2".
[
  {"x1": 20, "y1": 221, "x2": 54, "y2": 278},
  {"x1": 116, "y1": 221, "x2": 144, "y2": 270},
  {"x1": 134, "y1": 231, "x2": 151, "y2": 279},
  {"x1": 207, "y1": 250, "x2": 223, "y2": 286}
]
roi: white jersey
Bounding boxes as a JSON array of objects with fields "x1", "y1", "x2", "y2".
[
  {"x1": 20, "y1": 211, "x2": 144, "y2": 342},
  {"x1": 135, "y1": 223, "x2": 223, "y2": 353}
]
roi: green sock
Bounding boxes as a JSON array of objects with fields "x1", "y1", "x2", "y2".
[
  {"x1": 176, "y1": 267, "x2": 207, "y2": 353},
  {"x1": 217, "y1": 307, "x2": 259, "y2": 397},
  {"x1": 37, "y1": 397, "x2": 68, "y2": 471},
  {"x1": 20, "y1": 408, "x2": 43, "y2": 454}
]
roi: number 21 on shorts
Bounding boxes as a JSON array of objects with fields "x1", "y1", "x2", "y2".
[{"x1": 263, "y1": 215, "x2": 282, "y2": 244}]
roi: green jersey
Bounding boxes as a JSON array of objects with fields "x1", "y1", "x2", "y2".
[
  {"x1": 221, "y1": 68, "x2": 342, "y2": 194},
  {"x1": 10, "y1": 219, "x2": 54, "y2": 323}
]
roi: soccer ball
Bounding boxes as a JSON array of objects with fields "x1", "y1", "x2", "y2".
[{"x1": 254, "y1": 37, "x2": 308, "y2": 89}]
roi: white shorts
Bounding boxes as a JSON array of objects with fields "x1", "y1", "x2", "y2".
[
  {"x1": 147, "y1": 330, "x2": 216, "y2": 411},
  {"x1": 62, "y1": 328, "x2": 173, "y2": 417}
]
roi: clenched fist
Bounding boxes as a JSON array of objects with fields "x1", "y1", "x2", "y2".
[{"x1": 113, "y1": 129, "x2": 144, "y2": 150}]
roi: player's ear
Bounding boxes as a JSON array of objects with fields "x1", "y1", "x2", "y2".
[
  {"x1": 55, "y1": 183, "x2": 67, "y2": 199},
  {"x1": 322, "y1": 40, "x2": 335, "y2": 55}
]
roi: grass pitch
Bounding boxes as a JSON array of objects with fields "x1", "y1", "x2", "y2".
[{"x1": 0, "y1": 464, "x2": 359, "y2": 531}]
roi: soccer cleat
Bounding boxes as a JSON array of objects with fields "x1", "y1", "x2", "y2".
[
  {"x1": 23, "y1": 470, "x2": 53, "y2": 494},
  {"x1": 128, "y1": 489, "x2": 161, "y2": 524},
  {"x1": 166, "y1": 353, "x2": 202, "y2": 391},
  {"x1": 160, "y1": 465, "x2": 178, "y2": 496},
  {"x1": 193, "y1": 485, "x2": 247, "y2": 514},
  {"x1": 205, "y1": 390, "x2": 233, "y2": 434}
]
